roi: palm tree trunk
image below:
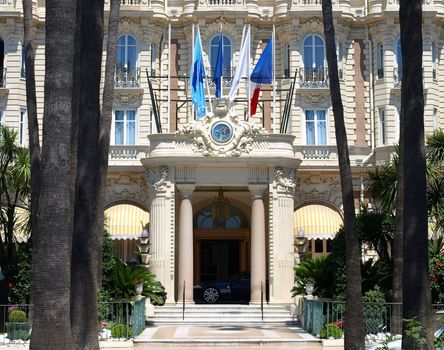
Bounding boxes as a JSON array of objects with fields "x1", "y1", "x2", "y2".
[
  {"x1": 70, "y1": 1, "x2": 104, "y2": 349},
  {"x1": 95, "y1": 0, "x2": 120, "y2": 287},
  {"x1": 321, "y1": 1, "x2": 365, "y2": 349},
  {"x1": 22, "y1": 0, "x2": 41, "y2": 323},
  {"x1": 399, "y1": 1, "x2": 433, "y2": 349},
  {"x1": 30, "y1": 0, "x2": 78, "y2": 349}
]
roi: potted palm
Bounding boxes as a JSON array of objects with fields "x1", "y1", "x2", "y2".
[{"x1": 6, "y1": 308, "x2": 32, "y2": 341}]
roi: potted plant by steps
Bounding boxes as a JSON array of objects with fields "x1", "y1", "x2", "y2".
[{"x1": 6, "y1": 308, "x2": 32, "y2": 341}]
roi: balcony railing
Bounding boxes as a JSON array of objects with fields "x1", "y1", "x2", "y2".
[
  {"x1": 109, "y1": 145, "x2": 148, "y2": 160},
  {"x1": 299, "y1": 68, "x2": 329, "y2": 88},
  {"x1": 295, "y1": 145, "x2": 337, "y2": 160},
  {"x1": 120, "y1": 0, "x2": 141, "y2": 4},
  {"x1": 393, "y1": 67, "x2": 402, "y2": 88},
  {"x1": 203, "y1": 0, "x2": 243, "y2": 4},
  {"x1": 295, "y1": 0, "x2": 322, "y2": 4},
  {"x1": 0, "y1": 68, "x2": 6, "y2": 88},
  {"x1": 115, "y1": 67, "x2": 140, "y2": 88},
  {"x1": 205, "y1": 67, "x2": 235, "y2": 87}
]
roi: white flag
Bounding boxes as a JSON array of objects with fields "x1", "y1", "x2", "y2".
[{"x1": 228, "y1": 25, "x2": 250, "y2": 104}]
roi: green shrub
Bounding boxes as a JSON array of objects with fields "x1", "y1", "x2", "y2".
[
  {"x1": 9, "y1": 309, "x2": 27, "y2": 322},
  {"x1": 110, "y1": 323, "x2": 132, "y2": 339},
  {"x1": 320, "y1": 323, "x2": 343, "y2": 339}
]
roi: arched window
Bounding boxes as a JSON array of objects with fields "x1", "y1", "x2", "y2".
[
  {"x1": 395, "y1": 38, "x2": 402, "y2": 83},
  {"x1": 117, "y1": 34, "x2": 137, "y2": 70},
  {"x1": 195, "y1": 204, "x2": 247, "y2": 229},
  {"x1": 302, "y1": 34, "x2": 325, "y2": 83},
  {"x1": 209, "y1": 34, "x2": 232, "y2": 77}
]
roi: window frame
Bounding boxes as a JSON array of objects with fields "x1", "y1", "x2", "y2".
[
  {"x1": 377, "y1": 43, "x2": 384, "y2": 79},
  {"x1": 284, "y1": 43, "x2": 291, "y2": 78},
  {"x1": 303, "y1": 109, "x2": 328, "y2": 146},
  {"x1": 116, "y1": 34, "x2": 138, "y2": 70},
  {"x1": 19, "y1": 108, "x2": 27, "y2": 146},
  {"x1": 379, "y1": 108, "x2": 386, "y2": 146},
  {"x1": 302, "y1": 34, "x2": 326, "y2": 69},
  {"x1": 112, "y1": 108, "x2": 138, "y2": 146}
]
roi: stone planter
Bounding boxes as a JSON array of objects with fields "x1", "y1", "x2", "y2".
[
  {"x1": 140, "y1": 253, "x2": 150, "y2": 265},
  {"x1": 135, "y1": 283, "x2": 144, "y2": 296},
  {"x1": 305, "y1": 284, "x2": 314, "y2": 296},
  {"x1": 6, "y1": 322, "x2": 32, "y2": 341}
]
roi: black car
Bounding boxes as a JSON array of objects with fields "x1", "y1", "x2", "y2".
[{"x1": 193, "y1": 271, "x2": 250, "y2": 304}]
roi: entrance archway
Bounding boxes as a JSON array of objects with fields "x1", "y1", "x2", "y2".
[{"x1": 193, "y1": 203, "x2": 250, "y2": 303}]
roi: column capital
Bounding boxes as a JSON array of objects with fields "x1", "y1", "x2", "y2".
[
  {"x1": 248, "y1": 184, "x2": 267, "y2": 198},
  {"x1": 177, "y1": 183, "x2": 196, "y2": 198}
]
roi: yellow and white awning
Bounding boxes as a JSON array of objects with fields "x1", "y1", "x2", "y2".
[
  {"x1": 105, "y1": 204, "x2": 149, "y2": 240},
  {"x1": 294, "y1": 204, "x2": 343, "y2": 240}
]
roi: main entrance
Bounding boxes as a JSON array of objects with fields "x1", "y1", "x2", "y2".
[{"x1": 193, "y1": 201, "x2": 250, "y2": 303}]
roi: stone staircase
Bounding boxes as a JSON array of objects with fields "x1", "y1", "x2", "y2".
[{"x1": 149, "y1": 303, "x2": 298, "y2": 325}]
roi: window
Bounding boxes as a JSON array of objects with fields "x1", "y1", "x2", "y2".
[
  {"x1": 305, "y1": 109, "x2": 327, "y2": 145},
  {"x1": 395, "y1": 38, "x2": 402, "y2": 82},
  {"x1": 377, "y1": 43, "x2": 384, "y2": 79},
  {"x1": 19, "y1": 108, "x2": 27, "y2": 146},
  {"x1": 314, "y1": 239, "x2": 323, "y2": 253},
  {"x1": 284, "y1": 44, "x2": 290, "y2": 78},
  {"x1": 303, "y1": 34, "x2": 325, "y2": 81},
  {"x1": 432, "y1": 43, "x2": 438, "y2": 80},
  {"x1": 433, "y1": 108, "x2": 438, "y2": 130},
  {"x1": 337, "y1": 42, "x2": 344, "y2": 79},
  {"x1": 113, "y1": 110, "x2": 136, "y2": 145},
  {"x1": 150, "y1": 44, "x2": 157, "y2": 77},
  {"x1": 379, "y1": 108, "x2": 386, "y2": 145},
  {"x1": 117, "y1": 35, "x2": 137, "y2": 70},
  {"x1": 395, "y1": 107, "x2": 400, "y2": 141},
  {"x1": 21, "y1": 46, "x2": 25, "y2": 78},
  {"x1": 209, "y1": 34, "x2": 232, "y2": 78}
]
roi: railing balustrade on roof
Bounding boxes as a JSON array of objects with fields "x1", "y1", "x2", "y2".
[
  {"x1": 121, "y1": 0, "x2": 141, "y2": 4},
  {"x1": 204, "y1": 0, "x2": 244, "y2": 5}
]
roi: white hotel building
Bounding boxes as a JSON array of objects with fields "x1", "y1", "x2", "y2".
[{"x1": 2, "y1": 0, "x2": 443, "y2": 304}]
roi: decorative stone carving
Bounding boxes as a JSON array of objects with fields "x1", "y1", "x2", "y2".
[
  {"x1": 148, "y1": 167, "x2": 169, "y2": 191},
  {"x1": 105, "y1": 174, "x2": 149, "y2": 208},
  {"x1": 275, "y1": 167, "x2": 296, "y2": 191},
  {"x1": 176, "y1": 98, "x2": 268, "y2": 157}
]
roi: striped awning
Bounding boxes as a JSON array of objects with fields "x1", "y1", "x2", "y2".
[
  {"x1": 294, "y1": 204, "x2": 343, "y2": 240},
  {"x1": 105, "y1": 204, "x2": 149, "y2": 240}
]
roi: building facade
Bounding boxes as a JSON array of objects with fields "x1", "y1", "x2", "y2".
[{"x1": 1, "y1": 0, "x2": 443, "y2": 304}]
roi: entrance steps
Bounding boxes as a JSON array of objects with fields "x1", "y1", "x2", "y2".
[{"x1": 150, "y1": 304, "x2": 298, "y2": 325}]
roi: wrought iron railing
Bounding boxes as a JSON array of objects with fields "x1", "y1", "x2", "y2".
[
  {"x1": 206, "y1": 67, "x2": 235, "y2": 87},
  {"x1": 299, "y1": 68, "x2": 329, "y2": 88},
  {"x1": 302, "y1": 299, "x2": 403, "y2": 337},
  {"x1": 115, "y1": 67, "x2": 140, "y2": 88}
]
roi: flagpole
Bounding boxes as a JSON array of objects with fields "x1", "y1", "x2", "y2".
[
  {"x1": 272, "y1": 23, "x2": 276, "y2": 133},
  {"x1": 191, "y1": 23, "x2": 195, "y2": 120},
  {"x1": 247, "y1": 24, "x2": 251, "y2": 121},
  {"x1": 167, "y1": 22, "x2": 171, "y2": 132}
]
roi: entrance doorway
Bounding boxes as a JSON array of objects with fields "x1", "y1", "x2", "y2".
[{"x1": 200, "y1": 240, "x2": 240, "y2": 282}]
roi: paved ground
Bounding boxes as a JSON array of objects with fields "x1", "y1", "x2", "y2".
[{"x1": 0, "y1": 324, "x2": 345, "y2": 349}]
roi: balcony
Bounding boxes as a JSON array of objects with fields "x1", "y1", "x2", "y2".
[
  {"x1": 299, "y1": 68, "x2": 329, "y2": 89},
  {"x1": 114, "y1": 67, "x2": 140, "y2": 89},
  {"x1": 202, "y1": 0, "x2": 244, "y2": 4},
  {"x1": 120, "y1": 0, "x2": 141, "y2": 3},
  {"x1": 296, "y1": 145, "x2": 337, "y2": 160},
  {"x1": 205, "y1": 67, "x2": 235, "y2": 87}
]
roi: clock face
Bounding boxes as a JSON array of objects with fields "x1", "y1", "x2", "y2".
[{"x1": 211, "y1": 122, "x2": 233, "y2": 144}]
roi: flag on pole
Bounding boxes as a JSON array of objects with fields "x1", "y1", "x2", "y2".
[
  {"x1": 228, "y1": 26, "x2": 250, "y2": 104},
  {"x1": 190, "y1": 27, "x2": 207, "y2": 118},
  {"x1": 213, "y1": 31, "x2": 223, "y2": 99},
  {"x1": 250, "y1": 36, "x2": 273, "y2": 117}
]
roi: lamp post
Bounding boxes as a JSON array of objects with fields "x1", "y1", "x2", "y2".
[
  {"x1": 138, "y1": 223, "x2": 151, "y2": 266},
  {"x1": 294, "y1": 228, "x2": 307, "y2": 264}
]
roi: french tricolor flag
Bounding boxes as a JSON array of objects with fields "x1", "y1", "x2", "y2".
[{"x1": 250, "y1": 36, "x2": 273, "y2": 117}]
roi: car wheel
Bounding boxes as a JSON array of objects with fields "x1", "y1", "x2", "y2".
[{"x1": 203, "y1": 287, "x2": 219, "y2": 303}]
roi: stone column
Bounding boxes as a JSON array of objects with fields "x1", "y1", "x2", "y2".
[
  {"x1": 177, "y1": 184, "x2": 195, "y2": 303},
  {"x1": 249, "y1": 184, "x2": 267, "y2": 304},
  {"x1": 147, "y1": 167, "x2": 175, "y2": 304}
]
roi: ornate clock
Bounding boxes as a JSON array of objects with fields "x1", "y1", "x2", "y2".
[{"x1": 211, "y1": 121, "x2": 233, "y2": 144}]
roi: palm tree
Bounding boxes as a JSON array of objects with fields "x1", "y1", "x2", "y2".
[
  {"x1": 30, "y1": 0, "x2": 78, "y2": 348},
  {"x1": 321, "y1": 0, "x2": 365, "y2": 348},
  {"x1": 399, "y1": 0, "x2": 433, "y2": 348}
]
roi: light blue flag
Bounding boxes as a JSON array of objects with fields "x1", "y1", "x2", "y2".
[{"x1": 190, "y1": 28, "x2": 207, "y2": 118}]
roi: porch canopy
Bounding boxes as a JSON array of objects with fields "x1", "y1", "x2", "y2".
[{"x1": 294, "y1": 204, "x2": 343, "y2": 240}]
